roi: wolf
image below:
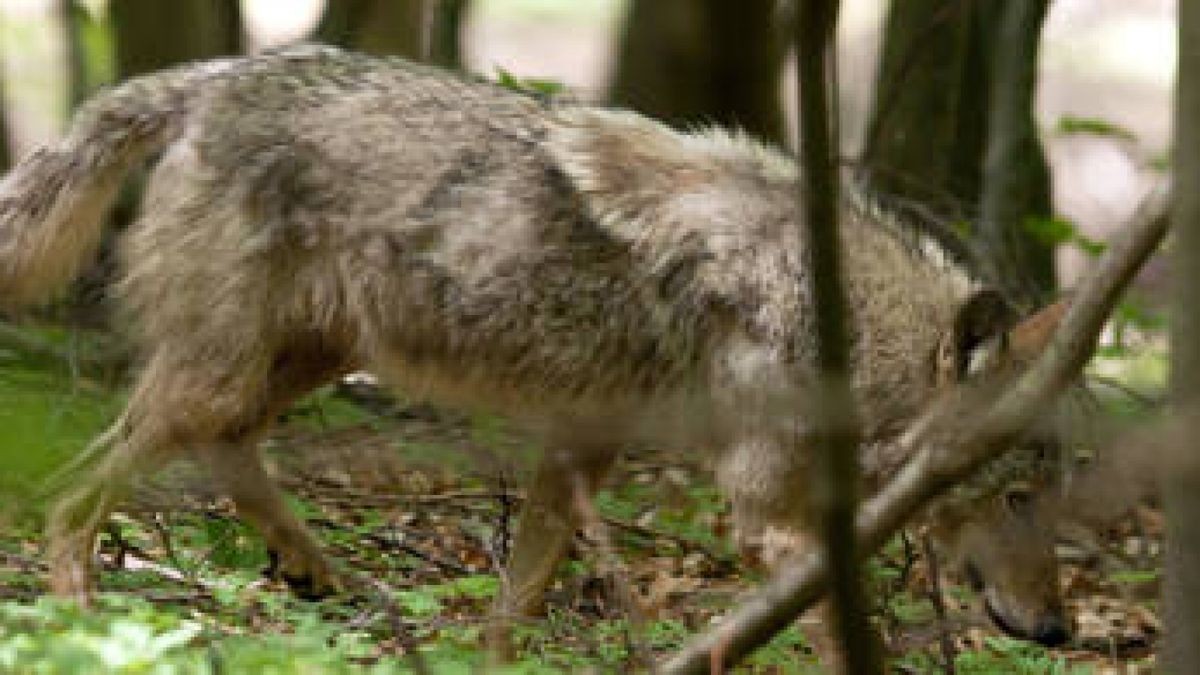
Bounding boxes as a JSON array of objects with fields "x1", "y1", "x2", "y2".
[{"x1": 0, "y1": 46, "x2": 1069, "y2": 646}]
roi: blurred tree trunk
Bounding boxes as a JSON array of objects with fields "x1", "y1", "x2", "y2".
[
  {"x1": 609, "y1": 0, "x2": 786, "y2": 146},
  {"x1": 0, "y1": 73, "x2": 10, "y2": 170},
  {"x1": 428, "y1": 0, "x2": 468, "y2": 69},
  {"x1": 110, "y1": 0, "x2": 242, "y2": 78},
  {"x1": 315, "y1": 0, "x2": 426, "y2": 59},
  {"x1": 861, "y1": 1, "x2": 1054, "y2": 307},
  {"x1": 1165, "y1": 1, "x2": 1200, "y2": 670},
  {"x1": 795, "y1": 0, "x2": 881, "y2": 671},
  {"x1": 976, "y1": 0, "x2": 1054, "y2": 306},
  {"x1": 58, "y1": 0, "x2": 91, "y2": 111},
  {"x1": 315, "y1": 0, "x2": 470, "y2": 68}
]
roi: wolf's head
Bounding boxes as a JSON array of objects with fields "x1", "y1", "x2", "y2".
[{"x1": 925, "y1": 294, "x2": 1073, "y2": 646}]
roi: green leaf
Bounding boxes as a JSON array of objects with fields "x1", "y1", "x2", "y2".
[
  {"x1": 396, "y1": 589, "x2": 443, "y2": 617},
  {"x1": 1023, "y1": 216, "x2": 1108, "y2": 257},
  {"x1": 493, "y1": 66, "x2": 567, "y2": 97},
  {"x1": 1023, "y1": 216, "x2": 1076, "y2": 246},
  {"x1": 1057, "y1": 115, "x2": 1137, "y2": 141}
]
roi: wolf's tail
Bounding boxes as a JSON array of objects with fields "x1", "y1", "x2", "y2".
[{"x1": 0, "y1": 60, "x2": 233, "y2": 308}]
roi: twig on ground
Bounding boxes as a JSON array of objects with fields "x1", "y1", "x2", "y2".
[
  {"x1": 0, "y1": 548, "x2": 45, "y2": 571},
  {"x1": 149, "y1": 511, "x2": 192, "y2": 582},
  {"x1": 660, "y1": 184, "x2": 1169, "y2": 674},
  {"x1": 922, "y1": 534, "x2": 957, "y2": 674},
  {"x1": 599, "y1": 516, "x2": 734, "y2": 566},
  {"x1": 352, "y1": 574, "x2": 433, "y2": 675},
  {"x1": 308, "y1": 516, "x2": 474, "y2": 577},
  {"x1": 571, "y1": 474, "x2": 653, "y2": 672}
]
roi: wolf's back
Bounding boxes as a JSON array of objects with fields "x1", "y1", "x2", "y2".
[{"x1": 0, "y1": 60, "x2": 233, "y2": 308}]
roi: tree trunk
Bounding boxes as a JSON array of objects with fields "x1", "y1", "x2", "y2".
[
  {"x1": 975, "y1": 0, "x2": 1055, "y2": 306},
  {"x1": 609, "y1": 0, "x2": 786, "y2": 146},
  {"x1": 861, "y1": 0, "x2": 981, "y2": 218},
  {"x1": 57, "y1": 0, "x2": 91, "y2": 111},
  {"x1": 428, "y1": 0, "x2": 469, "y2": 69},
  {"x1": 795, "y1": 0, "x2": 881, "y2": 671},
  {"x1": 861, "y1": 1, "x2": 1055, "y2": 307},
  {"x1": 0, "y1": 81, "x2": 10, "y2": 171},
  {"x1": 110, "y1": 0, "x2": 242, "y2": 78},
  {"x1": 1164, "y1": 1, "x2": 1200, "y2": 670},
  {"x1": 315, "y1": 0, "x2": 427, "y2": 60}
]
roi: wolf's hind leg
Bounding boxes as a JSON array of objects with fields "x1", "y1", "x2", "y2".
[
  {"x1": 45, "y1": 414, "x2": 142, "y2": 604},
  {"x1": 45, "y1": 343, "x2": 346, "y2": 603},
  {"x1": 45, "y1": 349, "x2": 267, "y2": 603},
  {"x1": 198, "y1": 344, "x2": 349, "y2": 598}
]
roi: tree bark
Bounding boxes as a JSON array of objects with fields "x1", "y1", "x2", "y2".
[
  {"x1": 110, "y1": 0, "x2": 242, "y2": 78},
  {"x1": 861, "y1": 0, "x2": 981, "y2": 216},
  {"x1": 0, "y1": 71, "x2": 10, "y2": 171},
  {"x1": 315, "y1": 0, "x2": 427, "y2": 60},
  {"x1": 795, "y1": 0, "x2": 880, "y2": 672},
  {"x1": 428, "y1": 0, "x2": 469, "y2": 69},
  {"x1": 862, "y1": 1, "x2": 1055, "y2": 307},
  {"x1": 976, "y1": 0, "x2": 1055, "y2": 306},
  {"x1": 609, "y1": 0, "x2": 786, "y2": 146},
  {"x1": 661, "y1": 186, "x2": 1169, "y2": 674},
  {"x1": 57, "y1": 0, "x2": 91, "y2": 112},
  {"x1": 1164, "y1": 1, "x2": 1200, "y2": 670}
]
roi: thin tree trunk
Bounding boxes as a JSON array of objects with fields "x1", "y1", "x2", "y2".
[
  {"x1": 976, "y1": 0, "x2": 1055, "y2": 306},
  {"x1": 862, "y1": 1, "x2": 1055, "y2": 307},
  {"x1": 429, "y1": 0, "x2": 469, "y2": 69},
  {"x1": 0, "y1": 72, "x2": 10, "y2": 171},
  {"x1": 110, "y1": 0, "x2": 242, "y2": 78},
  {"x1": 1164, "y1": 0, "x2": 1200, "y2": 670},
  {"x1": 609, "y1": 0, "x2": 785, "y2": 146},
  {"x1": 861, "y1": 0, "x2": 980, "y2": 216},
  {"x1": 315, "y1": 0, "x2": 427, "y2": 60},
  {"x1": 796, "y1": 1, "x2": 881, "y2": 672},
  {"x1": 57, "y1": 0, "x2": 90, "y2": 111}
]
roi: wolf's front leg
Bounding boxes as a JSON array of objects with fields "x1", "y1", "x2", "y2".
[
  {"x1": 201, "y1": 443, "x2": 342, "y2": 598},
  {"x1": 718, "y1": 437, "x2": 853, "y2": 671},
  {"x1": 496, "y1": 436, "x2": 618, "y2": 618}
]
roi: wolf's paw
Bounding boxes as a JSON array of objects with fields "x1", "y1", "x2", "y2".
[
  {"x1": 46, "y1": 536, "x2": 98, "y2": 608},
  {"x1": 264, "y1": 549, "x2": 343, "y2": 600}
]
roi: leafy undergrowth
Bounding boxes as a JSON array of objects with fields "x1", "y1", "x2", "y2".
[{"x1": 0, "y1": 326, "x2": 1163, "y2": 673}]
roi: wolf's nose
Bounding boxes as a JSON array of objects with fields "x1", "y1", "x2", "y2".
[{"x1": 1034, "y1": 616, "x2": 1070, "y2": 647}]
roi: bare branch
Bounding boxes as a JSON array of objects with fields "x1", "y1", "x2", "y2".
[{"x1": 660, "y1": 185, "x2": 1168, "y2": 674}]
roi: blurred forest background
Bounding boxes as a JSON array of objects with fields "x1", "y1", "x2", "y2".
[{"x1": 0, "y1": 0, "x2": 1178, "y2": 673}]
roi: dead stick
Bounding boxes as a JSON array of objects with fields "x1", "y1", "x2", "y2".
[{"x1": 921, "y1": 534, "x2": 957, "y2": 674}]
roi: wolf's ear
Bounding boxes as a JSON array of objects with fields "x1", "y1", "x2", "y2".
[
  {"x1": 546, "y1": 108, "x2": 794, "y2": 240},
  {"x1": 1008, "y1": 298, "x2": 1070, "y2": 362},
  {"x1": 946, "y1": 288, "x2": 1018, "y2": 380}
]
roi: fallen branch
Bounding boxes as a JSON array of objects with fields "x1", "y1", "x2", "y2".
[{"x1": 660, "y1": 185, "x2": 1169, "y2": 673}]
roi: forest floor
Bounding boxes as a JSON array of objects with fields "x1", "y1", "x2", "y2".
[{"x1": 0, "y1": 324, "x2": 1164, "y2": 673}]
